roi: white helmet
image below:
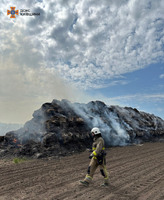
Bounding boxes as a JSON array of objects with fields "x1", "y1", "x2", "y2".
[{"x1": 91, "y1": 127, "x2": 101, "y2": 135}]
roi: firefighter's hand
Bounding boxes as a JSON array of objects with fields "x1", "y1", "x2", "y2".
[{"x1": 89, "y1": 154, "x2": 93, "y2": 159}]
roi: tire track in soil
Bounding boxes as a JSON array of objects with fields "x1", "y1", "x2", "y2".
[
  {"x1": 135, "y1": 176, "x2": 164, "y2": 200},
  {"x1": 111, "y1": 154, "x2": 164, "y2": 183},
  {"x1": 0, "y1": 155, "x2": 89, "y2": 198},
  {"x1": 69, "y1": 161, "x2": 163, "y2": 200},
  {"x1": 102, "y1": 165, "x2": 164, "y2": 200},
  {"x1": 0, "y1": 154, "x2": 88, "y2": 188},
  {"x1": 48, "y1": 154, "x2": 164, "y2": 200},
  {"x1": 108, "y1": 145, "x2": 162, "y2": 163},
  {"x1": 0, "y1": 149, "x2": 149, "y2": 190},
  {"x1": 0, "y1": 148, "x2": 158, "y2": 198},
  {"x1": 35, "y1": 147, "x2": 164, "y2": 200},
  {"x1": 39, "y1": 145, "x2": 164, "y2": 200},
  {"x1": 63, "y1": 145, "x2": 164, "y2": 200},
  {"x1": 0, "y1": 144, "x2": 161, "y2": 182},
  {"x1": 0, "y1": 142, "x2": 163, "y2": 200}
]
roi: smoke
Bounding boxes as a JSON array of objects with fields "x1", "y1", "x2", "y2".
[
  {"x1": 0, "y1": 27, "x2": 90, "y2": 124},
  {"x1": 4, "y1": 99, "x2": 164, "y2": 147},
  {"x1": 68, "y1": 101, "x2": 130, "y2": 146},
  {"x1": 0, "y1": 25, "x2": 122, "y2": 124},
  {"x1": 0, "y1": 123, "x2": 23, "y2": 136},
  {"x1": 105, "y1": 112, "x2": 130, "y2": 146},
  {"x1": 0, "y1": 26, "x2": 119, "y2": 124},
  {"x1": 19, "y1": 99, "x2": 130, "y2": 146}
]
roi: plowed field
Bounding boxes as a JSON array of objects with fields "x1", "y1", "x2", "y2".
[{"x1": 0, "y1": 142, "x2": 164, "y2": 200}]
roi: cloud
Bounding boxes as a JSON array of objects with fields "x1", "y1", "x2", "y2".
[
  {"x1": 2, "y1": 0, "x2": 164, "y2": 89},
  {"x1": 51, "y1": 1, "x2": 162, "y2": 87},
  {"x1": 160, "y1": 74, "x2": 164, "y2": 79},
  {"x1": 1, "y1": 0, "x2": 164, "y2": 123},
  {"x1": 109, "y1": 93, "x2": 164, "y2": 102},
  {"x1": 0, "y1": 57, "x2": 85, "y2": 123},
  {"x1": 0, "y1": 25, "x2": 85, "y2": 123},
  {"x1": 101, "y1": 93, "x2": 164, "y2": 119}
]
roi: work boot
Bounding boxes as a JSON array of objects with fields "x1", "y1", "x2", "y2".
[
  {"x1": 100, "y1": 183, "x2": 109, "y2": 187},
  {"x1": 79, "y1": 180, "x2": 89, "y2": 187}
]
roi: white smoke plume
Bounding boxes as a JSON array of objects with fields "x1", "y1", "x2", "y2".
[
  {"x1": 68, "y1": 101, "x2": 130, "y2": 146},
  {"x1": 3, "y1": 99, "x2": 164, "y2": 147}
]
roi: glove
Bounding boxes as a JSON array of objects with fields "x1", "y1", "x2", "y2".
[{"x1": 89, "y1": 154, "x2": 93, "y2": 159}]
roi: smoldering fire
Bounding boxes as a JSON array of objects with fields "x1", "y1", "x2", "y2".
[{"x1": 0, "y1": 99, "x2": 164, "y2": 158}]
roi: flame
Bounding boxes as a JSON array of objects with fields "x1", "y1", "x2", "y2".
[
  {"x1": 12, "y1": 138, "x2": 22, "y2": 147},
  {"x1": 13, "y1": 138, "x2": 17, "y2": 143}
]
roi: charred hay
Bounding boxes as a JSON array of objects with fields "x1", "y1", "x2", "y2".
[{"x1": 0, "y1": 99, "x2": 164, "y2": 159}]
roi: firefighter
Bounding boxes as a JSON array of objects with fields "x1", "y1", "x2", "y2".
[{"x1": 79, "y1": 127, "x2": 109, "y2": 187}]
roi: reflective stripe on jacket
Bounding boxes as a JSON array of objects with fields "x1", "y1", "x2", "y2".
[{"x1": 92, "y1": 137, "x2": 105, "y2": 158}]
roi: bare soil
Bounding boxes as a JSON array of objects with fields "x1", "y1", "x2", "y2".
[{"x1": 0, "y1": 142, "x2": 164, "y2": 200}]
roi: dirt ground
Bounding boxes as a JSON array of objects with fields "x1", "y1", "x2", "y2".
[{"x1": 0, "y1": 142, "x2": 164, "y2": 200}]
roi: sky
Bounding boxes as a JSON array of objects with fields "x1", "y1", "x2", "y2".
[{"x1": 0, "y1": 0, "x2": 164, "y2": 124}]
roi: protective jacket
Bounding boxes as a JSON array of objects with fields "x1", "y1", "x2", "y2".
[{"x1": 92, "y1": 136, "x2": 105, "y2": 158}]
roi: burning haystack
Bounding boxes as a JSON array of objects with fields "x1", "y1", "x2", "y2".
[{"x1": 0, "y1": 99, "x2": 164, "y2": 158}]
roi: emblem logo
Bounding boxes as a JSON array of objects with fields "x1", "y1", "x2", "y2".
[{"x1": 7, "y1": 7, "x2": 19, "y2": 18}]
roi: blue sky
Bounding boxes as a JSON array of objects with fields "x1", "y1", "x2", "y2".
[
  {"x1": 87, "y1": 63, "x2": 164, "y2": 118},
  {"x1": 0, "y1": 0, "x2": 164, "y2": 123}
]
